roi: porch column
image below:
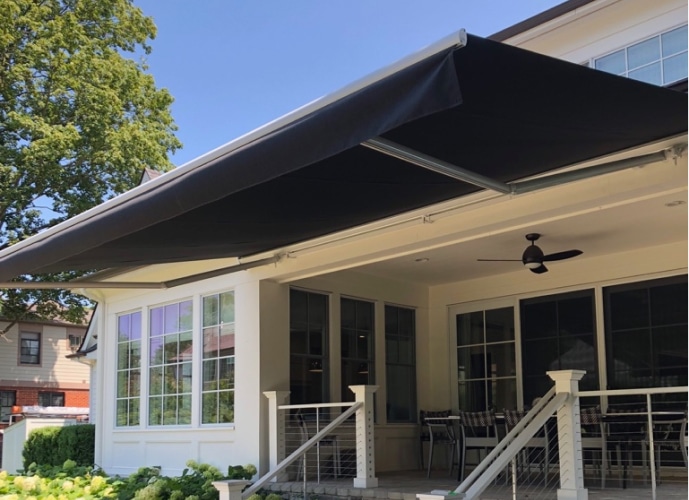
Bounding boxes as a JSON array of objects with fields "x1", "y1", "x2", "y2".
[
  {"x1": 263, "y1": 390, "x2": 290, "y2": 481},
  {"x1": 547, "y1": 370, "x2": 587, "y2": 500},
  {"x1": 349, "y1": 385, "x2": 379, "y2": 488}
]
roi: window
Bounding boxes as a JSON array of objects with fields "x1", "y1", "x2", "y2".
[
  {"x1": 68, "y1": 334, "x2": 82, "y2": 352},
  {"x1": 116, "y1": 311, "x2": 141, "y2": 427},
  {"x1": 201, "y1": 291, "x2": 235, "y2": 424},
  {"x1": 594, "y1": 25, "x2": 687, "y2": 86},
  {"x1": 341, "y1": 298, "x2": 374, "y2": 402},
  {"x1": 0, "y1": 391, "x2": 16, "y2": 422},
  {"x1": 455, "y1": 307, "x2": 516, "y2": 412},
  {"x1": 385, "y1": 305, "x2": 416, "y2": 423},
  {"x1": 149, "y1": 300, "x2": 193, "y2": 426},
  {"x1": 290, "y1": 289, "x2": 329, "y2": 405},
  {"x1": 604, "y1": 275, "x2": 687, "y2": 394},
  {"x1": 38, "y1": 392, "x2": 65, "y2": 407},
  {"x1": 521, "y1": 290, "x2": 598, "y2": 405},
  {"x1": 20, "y1": 331, "x2": 40, "y2": 364}
]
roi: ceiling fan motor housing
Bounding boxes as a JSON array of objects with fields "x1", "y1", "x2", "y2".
[{"x1": 522, "y1": 243, "x2": 544, "y2": 268}]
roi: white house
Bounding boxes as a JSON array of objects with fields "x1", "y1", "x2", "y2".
[{"x1": 0, "y1": 0, "x2": 685, "y2": 480}]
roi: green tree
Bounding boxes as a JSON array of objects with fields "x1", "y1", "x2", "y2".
[{"x1": 0, "y1": 0, "x2": 181, "y2": 332}]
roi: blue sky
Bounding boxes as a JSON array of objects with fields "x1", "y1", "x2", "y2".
[{"x1": 133, "y1": 1, "x2": 564, "y2": 166}]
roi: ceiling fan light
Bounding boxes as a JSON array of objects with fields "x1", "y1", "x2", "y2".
[{"x1": 524, "y1": 261, "x2": 542, "y2": 269}]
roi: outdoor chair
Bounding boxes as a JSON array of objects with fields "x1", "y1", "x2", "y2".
[
  {"x1": 580, "y1": 405, "x2": 608, "y2": 488},
  {"x1": 605, "y1": 405, "x2": 648, "y2": 488},
  {"x1": 295, "y1": 410, "x2": 340, "y2": 481},
  {"x1": 458, "y1": 410, "x2": 500, "y2": 483},
  {"x1": 643, "y1": 408, "x2": 688, "y2": 483},
  {"x1": 503, "y1": 409, "x2": 551, "y2": 483},
  {"x1": 419, "y1": 409, "x2": 458, "y2": 478}
]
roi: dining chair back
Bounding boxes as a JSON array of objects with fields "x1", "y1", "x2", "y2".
[
  {"x1": 503, "y1": 408, "x2": 551, "y2": 482},
  {"x1": 458, "y1": 410, "x2": 500, "y2": 482},
  {"x1": 580, "y1": 405, "x2": 608, "y2": 488},
  {"x1": 420, "y1": 409, "x2": 457, "y2": 478}
]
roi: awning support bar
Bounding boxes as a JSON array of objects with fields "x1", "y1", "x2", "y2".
[
  {"x1": 511, "y1": 149, "x2": 671, "y2": 194},
  {"x1": 364, "y1": 137, "x2": 683, "y2": 196},
  {"x1": 362, "y1": 137, "x2": 513, "y2": 194},
  {"x1": 0, "y1": 255, "x2": 281, "y2": 290}
]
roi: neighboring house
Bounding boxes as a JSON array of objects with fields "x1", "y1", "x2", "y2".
[
  {"x1": 0, "y1": 317, "x2": 90, "y2": 459},
  {"x1": 0, "y1": 0, "x2": 685, "y2": 479}
]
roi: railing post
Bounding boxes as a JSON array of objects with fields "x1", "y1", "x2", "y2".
[
  {"x1": 349, "y1": 385, "x2": 379, "y2": 488},
  {"x1": 264, "y1": 390, "x2": 290, "y2": 481},
  {"x1": 212, "y1": 480, "x2": 251, "y2": 500},
  {"x1": 547, "y1": 370, "x2": 588, "y2": 500}
]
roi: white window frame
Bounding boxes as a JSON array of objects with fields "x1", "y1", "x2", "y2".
[{"x1": 590, "y1": 24, "x2": 688, "y2": 86}]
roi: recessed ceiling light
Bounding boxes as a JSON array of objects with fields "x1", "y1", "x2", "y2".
[
  {"x1": 414, "y1": 257, "x2": 430, "y2": 263},
  {"x1": 665, "y1": 200, "x2": 686, "y2": 207}
]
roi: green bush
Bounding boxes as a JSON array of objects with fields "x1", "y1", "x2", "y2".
[{"x1": 22, "y1": 424, "x2": 95, "y2": 469}]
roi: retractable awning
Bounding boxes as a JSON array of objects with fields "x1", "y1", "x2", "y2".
[{"x1": 0, "y1": 31, "x2": 686, "y2": 282}]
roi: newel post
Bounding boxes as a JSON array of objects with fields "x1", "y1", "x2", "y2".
[
  {"x1": 349, "y1": 385, "x2": 379, "y2": 488},
  {"x1": 212, "y1": 480, "x2": 252, "y2": 500},
  {"x1": 547, "y1": 370, "x2": 588, "y2": 500},
  {"x1": 263, "y1": 390, "x2": 290, "y2": 481}
]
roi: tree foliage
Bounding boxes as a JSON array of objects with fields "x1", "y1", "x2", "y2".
[{"x1": 0, "y1": 0, "x2": 181, "y2": 328}]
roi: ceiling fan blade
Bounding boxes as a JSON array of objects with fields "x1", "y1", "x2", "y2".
[
  {"x1": 542, "y1": 249, "x2": 583, "y2": 262},
  {"x1": 476, "y1": 259, "x2": 522, "y2": 262},
  {"x1": 530, "y1": 264, "x2": 548, "y2": 274}
]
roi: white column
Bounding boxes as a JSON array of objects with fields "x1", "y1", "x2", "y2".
[
  {"x1": 349, "y1": 384, "x2": 379, "y2": 488},
  {"x1": 547, "y1": 370, "x2": 588, "y2": 500},
  {"x1": 212, "y1": 480, "x2": 252, "y2": 500},
  {"x1": 263, "y1": 390, "x2": 290, "y2": 481}
]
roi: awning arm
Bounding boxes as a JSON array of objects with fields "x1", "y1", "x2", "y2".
[
  {"x1": 364, "y1": 137, "x2": 685, "y2": 195},
  {"x1": 0, "y1": 255, "x2": 281, "y2": 290},
  {"x1": 362, "y1": 137, "x2": 513, "y2": 194},
  {"x1": 511, "y1": 147, "x2": 681, "y2": 194}
]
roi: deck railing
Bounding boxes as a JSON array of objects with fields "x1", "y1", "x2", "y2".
[
  {"x1": 419, "y1": 371, "x2": 687, "y2": 500},
  {"x1": 243, "y1": 385, "x2": 378, "y2": 498}
]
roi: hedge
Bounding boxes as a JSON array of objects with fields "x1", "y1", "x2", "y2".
[{"x1": 23, "y1": 424, "x2": 95, "y2": 469}]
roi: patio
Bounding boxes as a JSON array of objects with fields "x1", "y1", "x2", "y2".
[{"x1": 262, "y1": 469, "x2": 688, "y2": 500}]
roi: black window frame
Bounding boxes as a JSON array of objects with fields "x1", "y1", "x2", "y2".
[
  {"x1": 38, "y1": 391, "x2": 65, "y2": 407},
  {"x1": 385, "y1": 304, "x2": 417, "y2": 423},
  {"x1": 289, "y1": 288, "x2": 330, "y2": 406},
  {"x1": 603, "y1": 274, "x2": 688, "y2": 394},
  {"x1": 19, "y1": 331, "x2": 41, "y2": 365}
]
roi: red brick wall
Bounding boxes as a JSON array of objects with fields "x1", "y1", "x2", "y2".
[{"x1": 3, "y1": 387, "x2": 89, "y2": 408}]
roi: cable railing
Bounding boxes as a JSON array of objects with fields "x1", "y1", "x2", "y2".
[
  {"x1": 243, "y1": 401, "x2": 361, "y2": 498},
  {"x1": 579, "y1": 386, "x2": 688, "y2": 499},
  {"x1": 282, "y1": 403, "x2": 359, "y2": 483}
]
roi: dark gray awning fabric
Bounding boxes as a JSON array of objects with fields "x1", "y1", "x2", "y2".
[{"x1": 0, "y1": 33, "x2": 686, "y2": 280}]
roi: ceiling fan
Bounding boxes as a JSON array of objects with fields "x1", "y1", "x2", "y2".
[{"x1": 477, "y1": 233, "x2": 583, "y2": 274}]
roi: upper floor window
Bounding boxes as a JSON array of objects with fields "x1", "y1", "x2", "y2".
[
  {"x1": 201, "y1": 291, "x2": 235, "y2": 424},
  {"x1": 20, "y1": 331, "x2": 40, "y2": 365},
  {"x1": 68, "y1": 334, "x2": 82, "y2": 352},
  {"x1": 39, "y1": 391, "x2": 65, "y2": 407},
  {"x1": 594, "y1": 25, "x2": 687, "y2": 86},
  {"x1": 149, "y1": 300, "x2": 193, "y2": 426}
]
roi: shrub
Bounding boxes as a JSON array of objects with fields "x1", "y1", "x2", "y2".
[
  {"x1": 22, "y1": 424, "x2": 95, "y2": 469},
  {"x1": 22, "y1": 426, "x2": 62, "y2": 469}
]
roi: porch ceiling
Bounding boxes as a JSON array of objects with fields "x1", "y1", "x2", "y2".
[
  {"x1": 0, "y1": 32, "x2": 685, "y2": 282},
  {"x1": 354, "y1": 188, "x2": 688, "y2": 285}
]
